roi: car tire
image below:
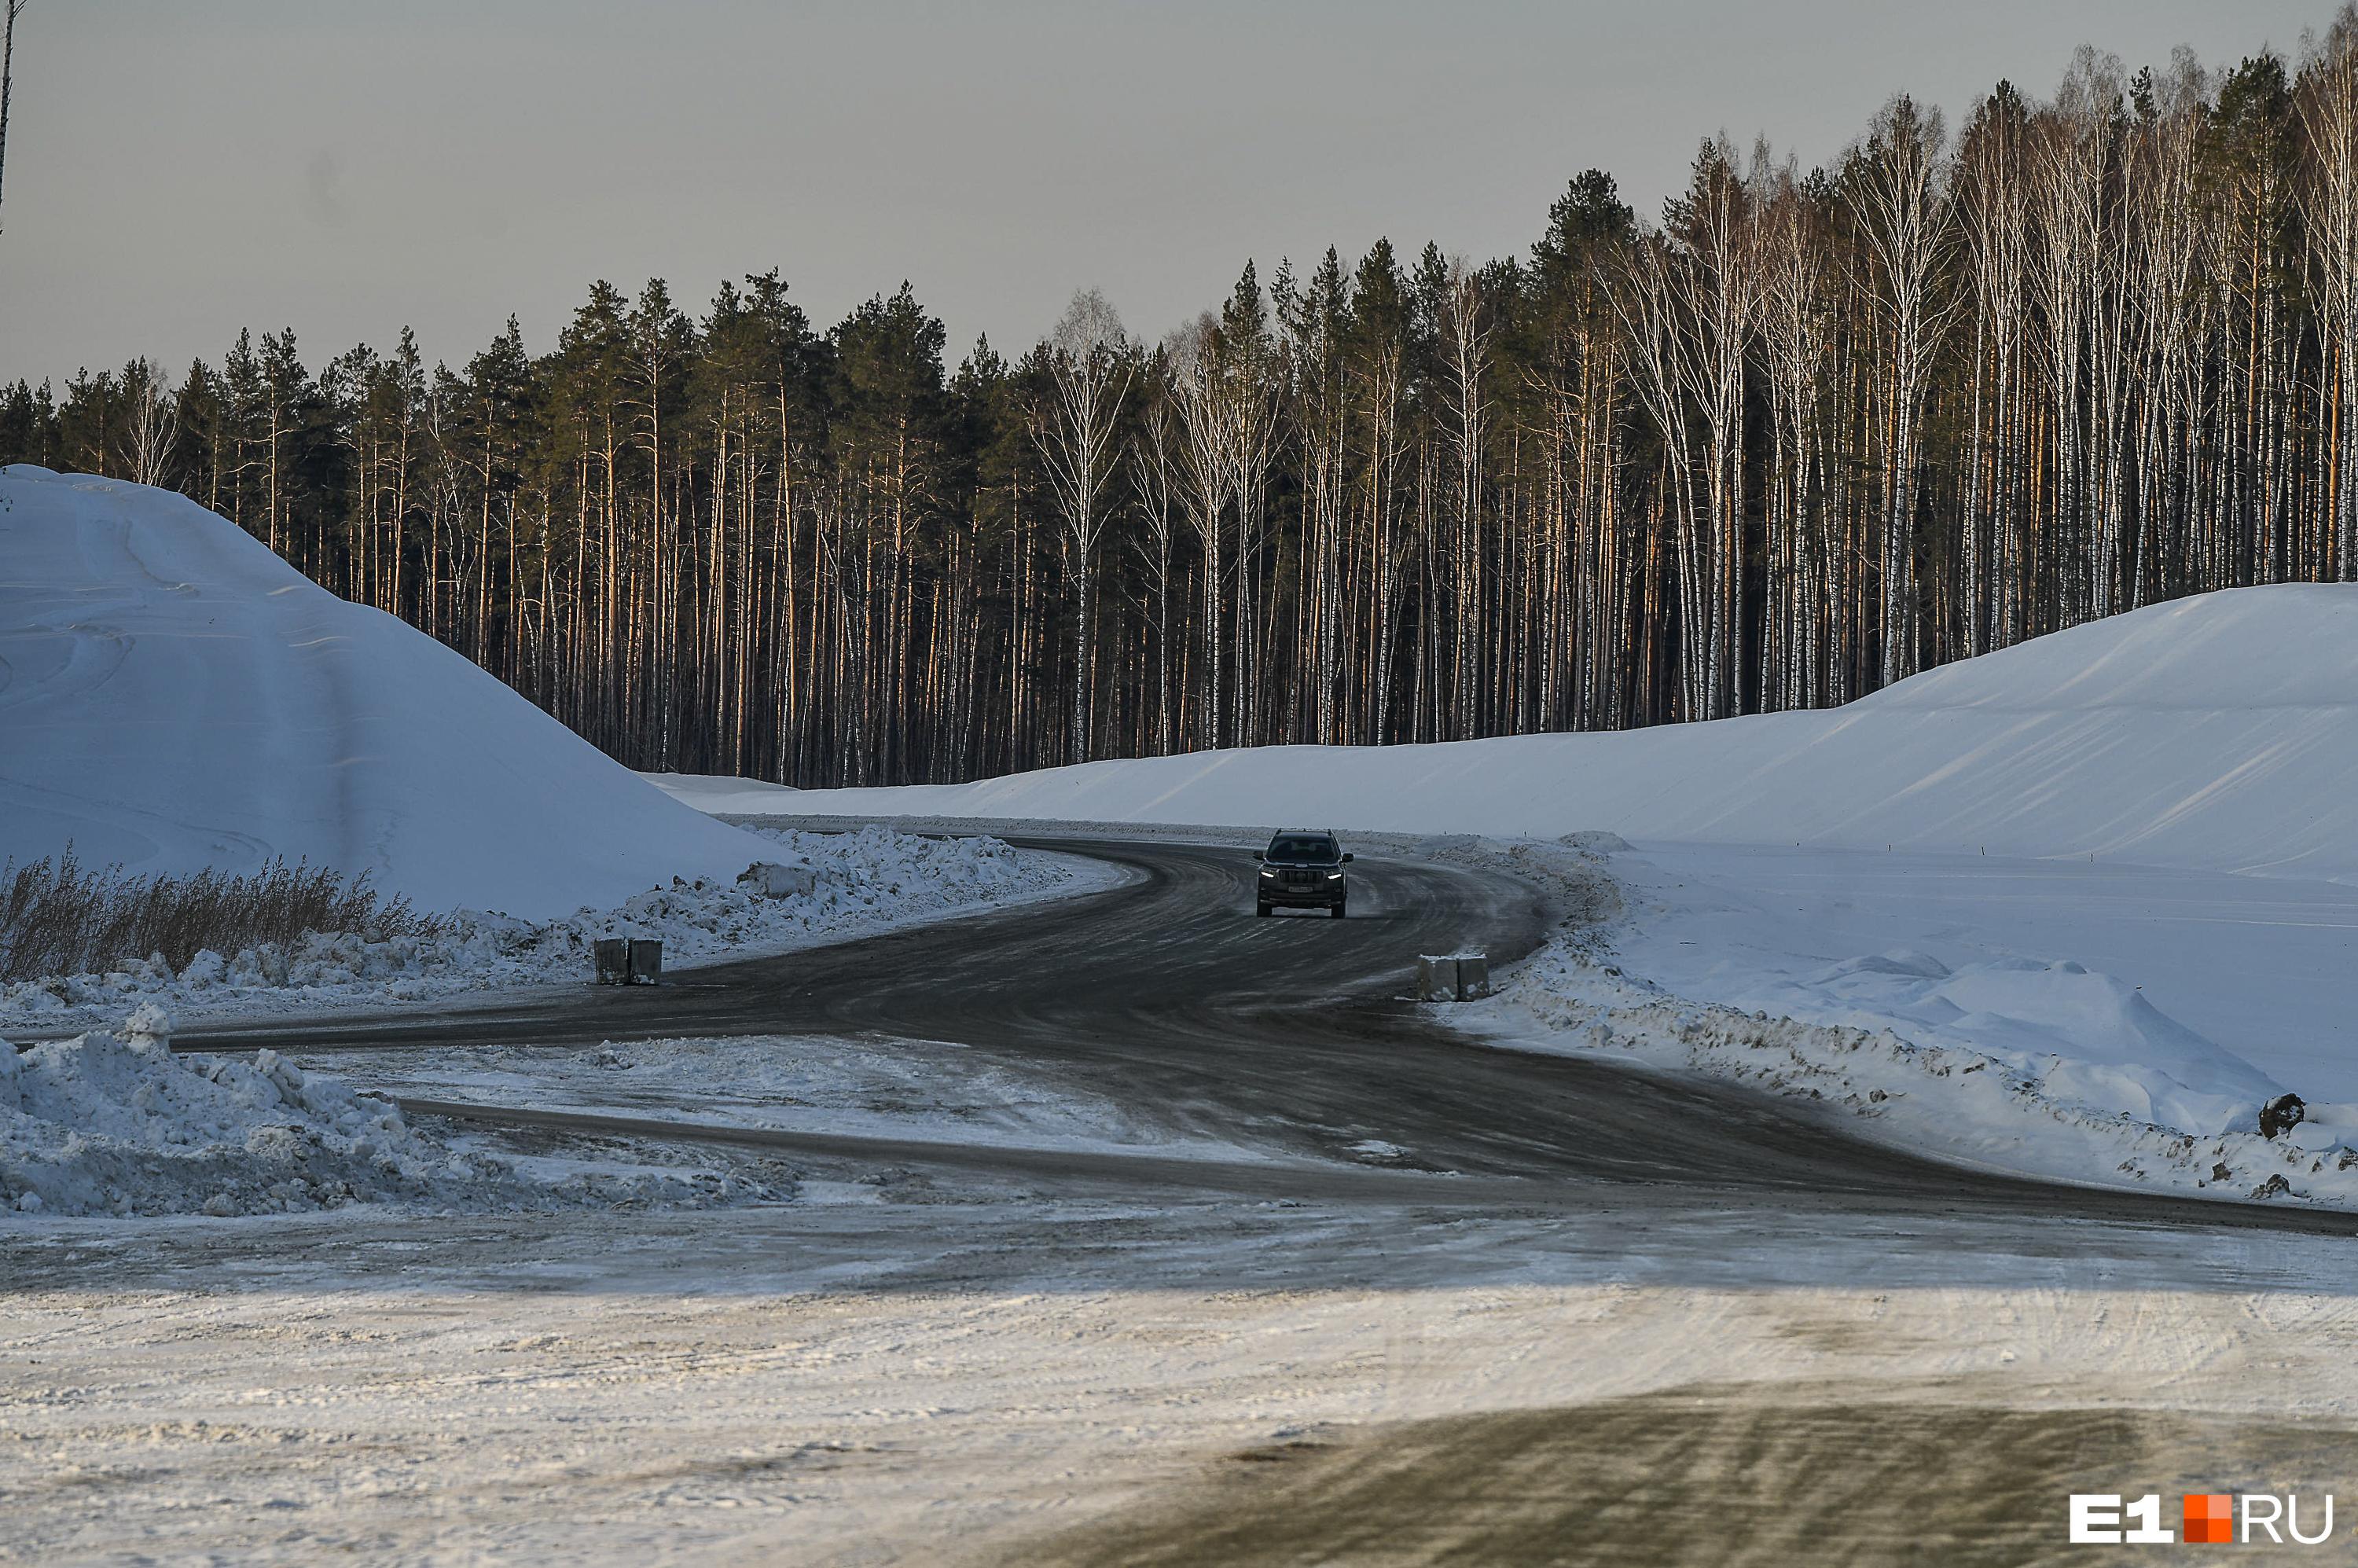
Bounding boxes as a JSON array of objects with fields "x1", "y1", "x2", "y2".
[
  {"x1": 1330, "y1": 900, "x2": 1346, "y2": 920},
  {"x1": 1256, "y1": 900, "x2": 1271, "y2": 917}
]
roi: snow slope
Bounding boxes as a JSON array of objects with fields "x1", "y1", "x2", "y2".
[
  {"x1": 0, "y1": 466, "x2": 777, "y2": 917},
  {"x1": 674, "y1": 583, "x2": 2358, "y2": 883}
]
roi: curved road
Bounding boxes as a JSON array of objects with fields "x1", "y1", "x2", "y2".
[{"x1": 186, "y1": 836, "x2": 2358, "y2": 1234}]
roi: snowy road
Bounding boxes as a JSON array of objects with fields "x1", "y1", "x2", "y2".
[
  {"x1": 19, "y1": 835, "x2": 2358, "y2": 1564},
  {"x1": 179, "y1": 836, "x2": 2358, "y2": 1235}
]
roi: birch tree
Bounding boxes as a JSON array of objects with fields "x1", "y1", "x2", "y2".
[{"x1": 1036, "y1": 288, "x2": 1133, "y2": 763}]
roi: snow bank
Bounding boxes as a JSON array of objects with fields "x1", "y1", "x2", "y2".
[
  {"x1": 1460, "y1": 839, "x2": 2358, "y2": 1210},
  {"x1": 699, "y1": 583, "x2": 2358, "y2": 883},
  {"x1": 0, "y1": 466, "x2": 777, "y2": 917},
  {"x1": 0, "y1": 1008, "x2": 792, "y2": 1217},
  {"x1": 0, "y1": 825, "x2": 1104, "y2": 1037}
]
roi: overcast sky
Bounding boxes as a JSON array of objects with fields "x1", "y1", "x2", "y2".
[{"x1": 0, "y1": 1, "x2": 2340, "y2": 387}]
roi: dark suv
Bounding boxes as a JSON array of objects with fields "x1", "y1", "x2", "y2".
[{"x1": 1254, "y1": 830, "x2": 1353, "y2": 918}]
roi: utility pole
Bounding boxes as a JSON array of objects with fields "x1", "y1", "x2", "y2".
[{"x1": 0, "y1": 1, "x2": 24, "y2": 233}]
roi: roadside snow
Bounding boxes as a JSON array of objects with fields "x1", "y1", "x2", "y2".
[
  {"x1": 1459, "y1": 838, "x2": 2358, "y2": 1210},
  {"x1": 0, "y1": 824, "x2": 1112, "y2": 1037},
  {"x1": 0, "y1": 1007, "x2": 793, "y2": 1217}
]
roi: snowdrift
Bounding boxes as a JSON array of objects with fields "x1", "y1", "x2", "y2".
[
  {"x1": 0, "y1": 1004, "x2": 792, "y2": 1217},
  {"x1": 687, "y1": 582, "x2": 2358, "y2": 881},
  {"x1": 0, "y1": 467, "x2": 776, "y2": 917}
]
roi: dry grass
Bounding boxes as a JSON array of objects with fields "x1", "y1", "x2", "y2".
[{"x1": 0, "y1": 847, "x2": 439, "y2": 983}]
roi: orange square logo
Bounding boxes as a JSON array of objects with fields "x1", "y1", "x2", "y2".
[{"x1": 2184, "y1": 1493, "x2": 2235, "y2": 1544}]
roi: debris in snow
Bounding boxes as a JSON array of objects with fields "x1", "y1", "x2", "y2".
[
  {"x1": 738, "y1": 860, "x2": 818, "y2": 899},
  {"x1": 2261, "y1": 1092, "x2": 2307, "y2": 1140}
]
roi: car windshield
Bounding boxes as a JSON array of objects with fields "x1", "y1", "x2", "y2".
[{"x1": 1266, "y1": 835, "x2": 1339, "y2": 864}]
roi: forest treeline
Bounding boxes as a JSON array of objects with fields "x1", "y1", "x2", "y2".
[{"x1": 6, "y1": 20, "x2": 2358, "y2": 786}]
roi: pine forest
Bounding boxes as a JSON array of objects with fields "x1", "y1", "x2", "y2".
[{"x1": 7, "y1": 24, "x2": 2358, "y2": 788}]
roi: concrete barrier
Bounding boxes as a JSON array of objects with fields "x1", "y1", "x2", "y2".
[
  {"x1": 1417, "y1": 952, "x2": 1491, "y2": 1002},
  {"x1": 627, "y1": 938, "x2": 663, "y2": 986},
  {"x1": 595, "y1": 938, "x2": 664, "y2": 986},
  {"x1": 594, "y1": 938, "x2": 630, "y2": 986}
]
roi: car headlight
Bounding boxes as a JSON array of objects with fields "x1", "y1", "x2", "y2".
[
  {"x1": 1326, "y1": 870, "x2": 1343, "y2": 879},
  {"x1": 1258, "y1": 867, "x2": 1276, "y2": 878}
]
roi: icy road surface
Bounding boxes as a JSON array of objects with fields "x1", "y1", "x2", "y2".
[{"x1": 15, "y1": 835, "x2": 2358, "y2": 1565}]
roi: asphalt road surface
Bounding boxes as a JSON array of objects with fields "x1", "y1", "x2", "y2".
[{"x1": 182, "y1": 835, "x2": 2358, "y2": 1235}]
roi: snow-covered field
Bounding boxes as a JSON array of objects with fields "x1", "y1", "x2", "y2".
[{"x1": 9, "y1": 474, "x2": 2358, "y2": 1562}]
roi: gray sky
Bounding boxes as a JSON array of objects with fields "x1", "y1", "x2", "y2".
[{"x1": 0, "y1": 0, "x2": 2340, "y2": 387}]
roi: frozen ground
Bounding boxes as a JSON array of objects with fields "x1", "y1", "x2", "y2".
[
  {"x1": 7, "y1": 1187, "x2": 2358, "y2": 1566},
  {"x1": 0, "y1": 824, "x2": 1116, "y2": 1038}
]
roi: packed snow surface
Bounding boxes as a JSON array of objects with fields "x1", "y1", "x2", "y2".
[
  {"x1": 673, "y1": 583, "x2": 2358, "y2": 883},
  {"x1": 0, "y1": 466, "x2": 777, "y2": 917},
  {"x1": 331, "y1": 1031, "x2": 1256, "y2": 1163}
]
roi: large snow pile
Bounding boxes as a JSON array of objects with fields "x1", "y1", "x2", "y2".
[
  {"x1": 0, "y1": 1006, "x2": 792, "y2": 1217},
  {"x1": 1452, "y1": 839, "x2": 2358, "y2": 1210},
  {"x1": 0, "y1": 824, "x2": 1104, "y2": 1037},
  {"x1": 683, "y1": 584, "x2": 2358, "y2": 883},
  {"x1": 0, "y1": 465, "x2": 777, "y2": 917}
]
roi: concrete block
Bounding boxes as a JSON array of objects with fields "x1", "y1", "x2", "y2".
[
  {"x1": 594, "y1": 938, "x2": 630, "y2": 986},
  {"x1": 1417, "y1": 952, "x2": 1490, "y2": 1002},
  {"x1": 739, "y1": 861, "x2": 817, "y2": 898},
  {"x1": 1417, "y1": 954, "x2": 1460, "y2": 1002},
  {"x1": 627, "y1": 938, "x2": 663, "y2": 986}
]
